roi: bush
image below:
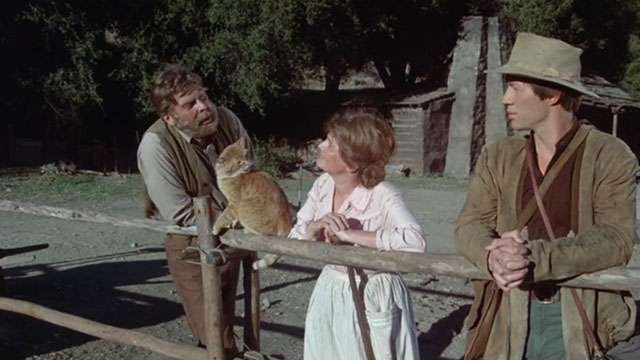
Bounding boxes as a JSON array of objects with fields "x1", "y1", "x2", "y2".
[{"x1": 253, "y1": 136, "x2": 300, "y2": 178}]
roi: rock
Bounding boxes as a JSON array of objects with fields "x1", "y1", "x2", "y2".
[{"x1": 261, "y1": 297, "x2": 271, "y2": 311}]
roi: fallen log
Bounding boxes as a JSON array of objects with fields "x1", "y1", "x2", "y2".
[{"x1": 2, "y1": 199, "x2": 640, "y2": 291}]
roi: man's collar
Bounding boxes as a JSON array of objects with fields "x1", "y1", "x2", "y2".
[
  {"x1": 526, "y1": 118, "x2": 581, "y2": 154},
  {"x1": 173, "y1": 126, "x2": 214, "y2": 148},
  {"x1": 555, "y1": 119, "x2": 580, "y2": 153},
  {"x1": 174, "y1": 127, "x2": 193, "y2": 143}
]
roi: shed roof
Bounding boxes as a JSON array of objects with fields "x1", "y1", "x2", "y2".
[{"x1": 582, "y1": 75, "x2": 640, "y2": 112}]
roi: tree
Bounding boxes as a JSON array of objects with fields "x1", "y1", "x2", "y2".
[
  {"x1": 355, "y1": 0, "x2": 467, "y2": 90},
  {"x1": 302, "y1": 0, "x2": 363, "y2": 93},
  {"x1": 622, "y1": 34, "x2": 640, "y2": 98},
  {"x1": 14, "y1": 0, "x2": 311, "y2": 128},
  {"x1": 3, "y1": 0, "x2": 314, "y2": 168},
  {"x1": 498, "y1": 0, "x2": 639, "y2": 83},
  {"x1": 302, "y1": 0, "x2": 469, "y2": 92},
  {"x1": 621, "y1": 3, "x2": 640, "y2": 98}
]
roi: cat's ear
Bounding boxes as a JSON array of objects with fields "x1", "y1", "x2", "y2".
[{"x1": 237, "y1": 137, "x2": 247, "y2": 150}]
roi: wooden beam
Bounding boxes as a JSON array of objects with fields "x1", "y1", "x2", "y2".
[
  {"x1": 0, "y1": 199, "x2": 187, "y2": 234},
  {"x1": 217, "y1": 230, "x2": 640, "y2": 291},
  {"x1": 0, "y1": 297, "x2": 207, "y2": 360},
  {"x1": 2, "y1": 199, "x2": 639, "y2": 291}
]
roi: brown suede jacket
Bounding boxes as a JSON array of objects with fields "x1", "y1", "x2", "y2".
[{"x1": 455, "y1": 124, "x2": 638, "y2": 359}]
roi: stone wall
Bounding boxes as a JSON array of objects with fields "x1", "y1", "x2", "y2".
[{"x1": 444, "y1": 16, "x2": 507, "y2": 178}]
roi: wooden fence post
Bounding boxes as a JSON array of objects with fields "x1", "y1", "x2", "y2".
[
  {"x1": 195, "y1": 197, "x2": 225, "y2": 360},
  {"x1": 242, "y1": 253, "x2": 260, "y2": 351},
  {"x1": 0, "y1": 267, "x2": 5, "y2": 296}
]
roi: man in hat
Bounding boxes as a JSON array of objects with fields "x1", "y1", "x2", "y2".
[
  {"x1": 455, "y1": 32, "x2": 637, "y2": 359},
  {"x1": 138, "y1": 63, "x2": 255, "y2": 358}
]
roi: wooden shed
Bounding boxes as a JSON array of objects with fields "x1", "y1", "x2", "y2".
[
  {"x1": 341, "y1": 88, "x2": 456, "y2": 177},
  {"x1": 579, "y1": 75, "x2": 640, "y2": 160}
]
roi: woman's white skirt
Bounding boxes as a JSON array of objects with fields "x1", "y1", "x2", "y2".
[{"x1": 304, "y1": 266, "x2": 420, "y2": 360}]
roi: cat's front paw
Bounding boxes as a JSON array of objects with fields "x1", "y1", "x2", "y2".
[
  {"x1": 212, "y1": 223, "x2": 225, "y2": 236},
  {"x1": 252, "y1": 254, "x2": 281, "y2": 270}
]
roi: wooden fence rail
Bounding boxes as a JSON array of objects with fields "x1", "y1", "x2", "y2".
[
  {"x1": 1, "y1": 198, "x2": 261, "y2": 360},
  {"x1": 2, "y1": 199, "x2": 640, "y2": 291},
  {"x1": 0, "y1": 297, "x2": 208, "y2": 360}
]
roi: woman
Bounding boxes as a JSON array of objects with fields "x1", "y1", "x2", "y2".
[{"x1": 289, "y1": 108, "x2": 426, "y2": 360}]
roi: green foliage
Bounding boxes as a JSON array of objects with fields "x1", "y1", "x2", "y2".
[
  {"x1": 253, "y1": 136, "x2": 301, "y2": 178},
  {"x1": 18, "y1": 1, "x2": 106, "y2": 123},
  {"x1": 116, "y1": 0, "x2": 311, "y2": 114},
  {"x1": 498, "y1": 0, "x2": 639, "y2": 82},
  {"x1": 5, "y1": 0, "x2": 640, "y2": 157},
  {"x1": 12, "y1": 0, "x2": 312, "y2": 128},
  {"x1": 302, "y1": 0, "x2": 469, "y2": 91},
  {"x1": 302, "y1": 0, "x2": 362, "y2": 92},
  {"x1": 356, "y1": 0, "x2": 467, "y2": 89},
  {"x1": 623, "y1": 35, "x2": 640, "y2": 98}
]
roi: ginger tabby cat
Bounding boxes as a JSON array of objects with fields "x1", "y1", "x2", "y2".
[{"x1": 212, "y1": 138, "x2": 292, "y2": 269}]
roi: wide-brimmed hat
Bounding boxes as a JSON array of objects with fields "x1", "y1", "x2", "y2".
[{"x1": 496, "y1": 32, "x2": 598, "y2": 98}]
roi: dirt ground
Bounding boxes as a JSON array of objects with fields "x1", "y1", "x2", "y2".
[{"x1": 0, "y1": 174, "x2": 638, "y2": 360}]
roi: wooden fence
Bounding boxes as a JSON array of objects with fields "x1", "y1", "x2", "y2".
[{"x1": 1, "y1": 197, "x2": 640, "y2": 359}]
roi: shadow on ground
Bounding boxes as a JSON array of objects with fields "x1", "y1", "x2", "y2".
[
  {"x1": 637, "y1": 300, "x2": 640, "y2": 336},
  {"x1": 419, "y1": 304, "x2": 469, "y2": 360},
  {"x1": 0, "y1": 248, "x2": 184, "y2": 360}
]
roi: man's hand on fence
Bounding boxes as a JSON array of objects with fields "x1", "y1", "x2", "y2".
[{"x1": 486, "y1": 230, "x2": 530, "y2": 291}]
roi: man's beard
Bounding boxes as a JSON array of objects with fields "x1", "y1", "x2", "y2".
[{"x1": 174, "y1": 110, "x2": 219, "y2": 140}]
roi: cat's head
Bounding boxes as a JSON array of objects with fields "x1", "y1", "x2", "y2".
[{"x1": 215, "y1": 137, "x2": 255, "y2": 179}]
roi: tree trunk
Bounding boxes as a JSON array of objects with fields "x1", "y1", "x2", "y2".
[
  {"x1": 374, "y1": 58, "x2": 392, "y2": 89},
  {"x1": 324, "y1": 59, "x2": 342, "y2": 94},
  {"x1": 374, "y1": 57, "x2": 414, "y2": 90}
]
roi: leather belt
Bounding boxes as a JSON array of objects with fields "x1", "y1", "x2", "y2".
[{"x1": 530, "y1": 282, "x2": 559, "y2": 304}]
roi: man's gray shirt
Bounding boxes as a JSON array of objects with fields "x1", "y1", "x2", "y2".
[{"x1": 137, "y1": 106, "x2": 255, "y2": 226}]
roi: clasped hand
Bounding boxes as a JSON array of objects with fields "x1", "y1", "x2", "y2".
[
  {"x1": 486, "y1": 230, "x2": 530, "y2": 291},
  {"x1": 306, "y1": 213, "x2": 352, "y2": 244}
]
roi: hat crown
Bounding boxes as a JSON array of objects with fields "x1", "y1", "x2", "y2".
[
  {"x1": 496, "y1": 32, "x2": 597, "y2": 98},
  {"x1": 509, "y1": 33, "x2": 582, "y2": 82}
]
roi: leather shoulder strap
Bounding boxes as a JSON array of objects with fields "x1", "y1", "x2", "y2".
[{"x1": 514, "y1": 125, "x2": 591, "y2": 230}]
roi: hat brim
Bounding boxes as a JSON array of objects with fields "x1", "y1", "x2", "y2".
[{"x1": 495, "y1": 64, "x2": 599, "y2": 99}]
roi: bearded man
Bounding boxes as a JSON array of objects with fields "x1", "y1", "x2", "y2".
[{"x1": 138, "y1": 63, "x2": 255, "y2": 358}]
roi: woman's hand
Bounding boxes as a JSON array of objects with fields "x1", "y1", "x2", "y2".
[{"x1": 305, "y1": 213, "x2": 350, "y2": 242}]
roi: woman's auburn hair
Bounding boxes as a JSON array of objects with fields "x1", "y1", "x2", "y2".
[{"x1": 324, "y1": 108, "x2": 395, "y2": 188}]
